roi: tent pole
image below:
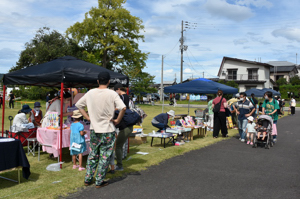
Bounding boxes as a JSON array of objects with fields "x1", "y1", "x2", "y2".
[
  {"x1": 60, "y1": 83, "x2": 64, "y2": 167},
  {"x1": 188, "y1": 97, "x2": 190, "y2": 115},
  {"x1": 2, "y1": 85, "x2": 6, "y2": 137},
  {"x1": 70, "y1": 88, "x2": 73, "y2": 107}
]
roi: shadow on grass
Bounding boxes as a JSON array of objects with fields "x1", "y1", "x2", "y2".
[{"x1": 0, "y1": 171, "x2": 40, "y2": 189}]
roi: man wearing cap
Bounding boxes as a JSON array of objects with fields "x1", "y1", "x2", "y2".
[
  {"x1": 151, "y1": 110, "x2": 175, "y2": 132},
  {"x1": 76, "y1": 72, "x2": 126, "y2": 188},
  {"x1": 233, "y1": 92, "x2": 255, "y2": 142},
  {"x1": 29, "y1": 102, "x2": 43, "y2": 127}
]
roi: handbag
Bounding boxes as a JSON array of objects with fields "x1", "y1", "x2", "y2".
[
  {"x1": 71, "y1": 142, "x2": 82, "y2": 152},
  {"x1": 213, "y1": 97, "x2": 223, "y2": 113},
  {"x1": 291, "y1": 102, "x2": 296, "y2": 107}
]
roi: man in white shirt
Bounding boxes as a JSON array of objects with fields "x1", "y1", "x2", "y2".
[{"x1": 76, "y1": 71, "x2": 126, "y2": 188}]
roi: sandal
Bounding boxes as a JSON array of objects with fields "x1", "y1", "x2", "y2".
[
  {"x1": 96, "y1": 181, "x2": 109, "y2": 188},
  {"x1": 213, "y1": 136, "x2": 218, "y2": 139}
]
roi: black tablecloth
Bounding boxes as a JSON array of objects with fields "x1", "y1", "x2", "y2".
[{"x1": 0, "y1": 137, "x2": 31, "y2": 179}]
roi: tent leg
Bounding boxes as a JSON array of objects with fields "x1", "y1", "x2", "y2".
[
  {"x1": 2, "y1": 85, "x2": 6, "y2": 137},
  {"x1": 60, "y1": 83, "x2": 64, "y2": 168},
  {"x1": 188, "y1": 98, "x2": 190, "y2": 115}
]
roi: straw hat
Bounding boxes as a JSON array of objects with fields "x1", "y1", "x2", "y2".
[
  {"x1": 71, "y1": 110, "x2": 82, "y2": 118},
  {"x1": 167, "y1": 110, "x2": 175, "y2": 117}
]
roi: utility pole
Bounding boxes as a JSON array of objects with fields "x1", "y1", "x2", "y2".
[
  {"x1": 203, "y1": 72, "x2": 204, "y2": 78},
  {"x1": 180, "y1": 20, "x2": 197, "y2": 83},
  {"x1": 180, "y1": 20, "x2": 184, "y2": 84},
  {"x1": 160, "y1": 55, "x2": 164, "y2": 103}
]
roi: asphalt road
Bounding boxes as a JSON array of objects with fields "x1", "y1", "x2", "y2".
[{"x1": 65, "y1": 112, "x2": 300, "y2": 199}]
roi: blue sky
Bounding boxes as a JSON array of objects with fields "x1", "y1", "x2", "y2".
[{"x1": 1, "y1": 0, "x2": 300, "y2": 83}]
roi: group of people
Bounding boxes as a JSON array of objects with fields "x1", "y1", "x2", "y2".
[
  {"x1": 12, "y1": 102, "x2": 43, "y2": 132},
  {"x1": 207, "y1": 89, "x2": 294, "y2": 143}
]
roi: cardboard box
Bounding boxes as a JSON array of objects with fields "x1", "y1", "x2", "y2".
[{"x1": 129, "y1": 136, "x2": 147, "y2": 145}]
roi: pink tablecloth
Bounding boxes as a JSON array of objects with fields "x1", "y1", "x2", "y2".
[{"x1": 37, "y1": 127, "x2": 90, "y2": 158}]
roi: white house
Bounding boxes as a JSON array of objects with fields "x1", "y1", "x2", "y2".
[
  {"x1": 217, "y1": 57, "x2": 274, "y2": 92},
  {"x1": 268, "y1": 61, "x2": 298, "y2": 82}
]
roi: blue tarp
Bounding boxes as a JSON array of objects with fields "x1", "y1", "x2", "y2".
[
  {"x1": 261, "y1": 88, "x2": 281, "y2": 96},
  {"x1": 245, "y1": 89, "x2": 265, "y2": 97},
  {"x1": 244, "y1": 88, "x2": 281, "y2": 97},
  {"x1": 164, "y1": 78, "x2": 238, "y2": 94}
]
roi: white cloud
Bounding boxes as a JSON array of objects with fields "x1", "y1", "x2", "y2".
[
  {"x1": 236, "y1": 0, "x2": 273, "y2": 9},
  {"x1": 204, "y1": 0, "x2": 254, "y2": 22},
  {"x1": 233, "y1": 38, "x2": 249, "y2": 45},
  {"x1": 272, "y1": 28, "x2": 300, "y2": 42},
  {"x1": 184, "y1": 68, "x2": 192, "y2": 73}
]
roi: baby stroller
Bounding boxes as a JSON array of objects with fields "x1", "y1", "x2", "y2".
[{"x1": 253, "y1": 115, "x2": 274, "y2": 149}]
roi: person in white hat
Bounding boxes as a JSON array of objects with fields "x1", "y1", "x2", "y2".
[
  {"x1": 245, "y1": 116, "x2": 256, "y2": 145},
  {"x1": 151, "y1": 110, "x2": 175, "y2": 132}
]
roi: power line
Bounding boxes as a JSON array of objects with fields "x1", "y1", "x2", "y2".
[
  {"x1": 187, "y1": 48, "x2": 218, "y2": 78},
  {"x1": 164, "y1": 41, "x2": 180, "y2": 57}
]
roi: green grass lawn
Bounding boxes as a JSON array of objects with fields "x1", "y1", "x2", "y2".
[{"x1": 0, "y1": 102, "x2": 289, "y2": 198}]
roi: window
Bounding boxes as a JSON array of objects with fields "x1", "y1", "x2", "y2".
[
  {"x1": 248, "y1": 69, "x2": 258, "y2": 80},
  {"x1": 227, "y1": 69, "x2": 237, "y2": 80}
]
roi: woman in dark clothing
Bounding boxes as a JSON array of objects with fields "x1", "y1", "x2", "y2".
[
  {"x1": 212, "y1": 90, "x2": 228, "y2": 138},
  {"x1": 9, "y1": 91, "x2": 15, "y2": 109},
  {"x1": 113, "y1": 84, "x2": 132, "y2": 171},
  {"x1": 151, "y1": 110, "x2": 175, "y2": 132}
]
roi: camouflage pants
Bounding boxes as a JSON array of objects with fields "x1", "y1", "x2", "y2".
[{"x1": 84, "y1": 130, "x2": 116, "y2": 186}]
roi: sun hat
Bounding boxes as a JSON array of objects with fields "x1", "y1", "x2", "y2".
[
  {"x1": 34, "y1": 102, "x2": 41, "y2": 108},
  {"x1": 247, "y1": 116, "x2": 254, "y2": 122},
  {"x1": 21, "y1": 105, "x2": 32, "y2": 113},
  {"x1": 167, "y1": 110, "x2": 175, "y2": 117},
  {"x1": 71, "y1": 110, "x2": 82, "y2": 118}
]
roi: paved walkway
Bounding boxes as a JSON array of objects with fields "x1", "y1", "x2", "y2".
[{"x1": 66, "y1": 112, "x2": 300, "y2": 199}]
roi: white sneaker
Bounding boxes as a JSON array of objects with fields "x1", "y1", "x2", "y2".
[{"x1": 241, "y1": 139, "x2": 245, "y2": 142}]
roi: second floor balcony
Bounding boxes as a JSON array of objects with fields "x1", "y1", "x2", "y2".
[{"x1": 226, "y1": 74, "x2": 259, "y2": 81}]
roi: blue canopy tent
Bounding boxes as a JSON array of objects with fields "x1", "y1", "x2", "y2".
[
  {"x1": 164, "y1": 78, "x2": 238, "y2": 115},
  {"x1": 164, "y1": 78, "x2": 238, "y2": 94},
  {"x1": 261, "y1": 88, "x2": 281, "y2": 96},
  {"x1": 244, "y1": 88, "x2": 265, "y2": 97}
]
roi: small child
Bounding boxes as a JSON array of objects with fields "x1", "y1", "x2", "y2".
[
  {"x1": 245, "y1": 116, "x2": 256, "y2": 145},
  {"x1": 256, "y1": 120, "x2": 267, "y2": 140},
  {"x1": 70, "y1": 110, "x2": 87, "y2": 171}
]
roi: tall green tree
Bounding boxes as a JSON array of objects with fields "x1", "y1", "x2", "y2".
[
  {"x1": 9, "y1": 27, "x2": 82, "y2": 100},
  {"x1": 10, "y1": 27, "x2": 83, "y2": 72},
  {"x1": 290, "y1": 75, "x2": 300, "y2": 85},
  {"x1": 276, "y1": 77, "x2": 287, "y2": 86},
  {"x1": 66, "y1": 0, "x2": 148, "y2": 79},
  {"x1": 131, "y1": 72, "x2": 157, "y2": 94}
]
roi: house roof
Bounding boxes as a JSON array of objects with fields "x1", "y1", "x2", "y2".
[
  {"x1": 270, "y1": 66, "x2": 298, "y2": 73},
  {"x1": 268, "y1": 61, "x2": 295, "y2": 67},
  {"x1": 218, "y1": 57, "x2": 273, "y2": 76}
]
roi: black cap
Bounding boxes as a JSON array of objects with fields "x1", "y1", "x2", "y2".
[
  {"x1": 114, "y1": 83, "x2": 123, "y2": 91},
  {"x1": 98, "y1": 72, "x2": 110, "y2": 81}
]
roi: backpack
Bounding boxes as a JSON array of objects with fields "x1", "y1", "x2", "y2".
[
  {"x1": 213, "y1": 97, "x2": 223, "y2": 113},
  {"x1": 116, "y1": 109, "x2": 141, "y2": 126}
]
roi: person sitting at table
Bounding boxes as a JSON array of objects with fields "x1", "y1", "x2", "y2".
[
  {"x1": 12, "y1": 105, "x2": 33, "y2": 132},
  {"x1": 41, "y1": 91, "x2": 72, "y2": 127},
  {"x1": 29, "y1": 102, "x2": 43, "y2": 127},
  {"x1": 151, "y1": 110, "x2": 175, "y2": 132}
]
